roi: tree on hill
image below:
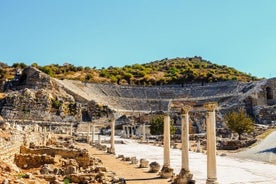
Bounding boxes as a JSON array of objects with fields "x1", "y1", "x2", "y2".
[
  {"x1": 12, "y1": 62, "x2": 27, "y2": 69},
  {"x1": 0, "y1": 56, "x2": 258, "y2": 84},
  {"x1": 149, "y1": 114, "x2": 176, "y2": 135},
  {"x1": 224, "y1": 109, "x2": 255, "y2": 140}
]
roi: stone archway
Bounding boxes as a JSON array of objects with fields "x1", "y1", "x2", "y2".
[
  {"x1": 266, "y1": 87, "x2": 274, "y2": 105},
  {"x1": 245, "y1": 97, "x2": 254, "y2": 116},
  {"x1": 266, "y1": 87, "x2": 273, "y2": 100}
]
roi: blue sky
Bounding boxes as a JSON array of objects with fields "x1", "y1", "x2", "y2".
[{"x1": 0, "y1": 1, "x2": 275, "y2": 78}]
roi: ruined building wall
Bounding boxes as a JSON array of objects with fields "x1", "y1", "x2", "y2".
[
  {"x1": 20, "y1": 146, "x2": 90, "y2": 168},
  {"x1": 0, "y1": 129, "x2": 42, "y2": 163}
]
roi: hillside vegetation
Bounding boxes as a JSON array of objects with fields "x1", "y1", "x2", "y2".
[{"x1": 0, "y1": 57, "x2": 258, "y2": 85}]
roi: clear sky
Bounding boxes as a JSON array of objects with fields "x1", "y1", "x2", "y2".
[{"x1": 0, "y1": 1, "x2": 275, "y2": 78}]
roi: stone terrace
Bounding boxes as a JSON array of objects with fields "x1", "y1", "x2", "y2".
[{"x1": 57, "y1": 79, "x2": 252, "y2": 112}]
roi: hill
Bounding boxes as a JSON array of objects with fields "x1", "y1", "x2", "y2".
[{"x1": 0, "y1": 56, "x2": 259, "y2": 86}]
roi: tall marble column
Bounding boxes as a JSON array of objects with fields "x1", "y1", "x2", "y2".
[
  {"x1": 92, "y1": 122, "x2": 95, "y2": 144},
  {"x1": 87, "y1": 122, "x2": 91, "y2": 144},
  {"x1": 161, "y1": 113, "x2": 173, "y2": 178},
  {"x1": 163, "y1": 114, "x2": 170, "y2": 167},
  {"x1": 204, "y1": 102, "x2": 218, "y2": 184},
  {"x1": 142, "y1": 123, "x2": 146, "y2": 142},
  {"x1": 109, "y1": 119, "x2": 115, "y2": 154},
  {"x1": 175, "y1": 105, "x2": 193, "y2": 183}
]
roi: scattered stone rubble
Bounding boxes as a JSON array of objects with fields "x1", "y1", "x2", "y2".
[{"x1": 0, "y1": 125, "x2": 125, "y2": 184}]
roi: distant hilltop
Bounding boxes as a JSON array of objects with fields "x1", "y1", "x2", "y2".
[{"x1": 0, "y1": 56, "x2": 259, "y2": 86}]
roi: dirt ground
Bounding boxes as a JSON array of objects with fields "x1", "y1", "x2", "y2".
[{"x1": 76, "y1": 143, "x2": 171, "y2": 184}]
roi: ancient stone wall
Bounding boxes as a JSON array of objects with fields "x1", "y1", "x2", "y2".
[
  {"x1": 18, "y1": 67, "x2": 53, "y2": 90},
  {"x1": 0, "y1": 88, "x2": 82, "y2": 121},
  {"x1": 0, "y1": 130, "x2": 42, "y2": 163},
  {"x1": 15, "y1": 153, "x2": 55, "y2": 169},
  {"x1": 20, "y1": 146, "x2": 90, "y2": 167}
]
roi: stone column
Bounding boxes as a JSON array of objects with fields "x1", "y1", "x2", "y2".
[
  {"x1": 43, "y1": 126, "x2": 47, "y2": 146},
  {"x1": 196, "y1": 140, "x2": 201, "y2": 152},
  {"x1": 126, "y1": 126, "x2": 130, "y2": 138},
  {"x1": 70, "y1": 122, "x2": 73, "y2": 136},
  {"x1": 109, "y1": 119, "x2": 115, "y2": 154},
  {"x1": 122, "y1": 125, "x2": 126, "y2": 137},
  {"x1": 92, "y1": 123, "x2": 95, "y2": 144},
  {"x1": 130, "y1": 127, "x2": 134, "y2": 137},
  {"x1": 87, "y1": 122, "x2": 91, "y2": 144},
  {"x1": 142, "y1": 123, "x2": 146, "y2": 142},
  {"x1": 161, "y1": 113, "x2": 173, "y2": 178},
  {"x1": 175, "y1": 105, "x2": 193, "y2": 183},
  {"x1": 163, "y1": 114, "x2": 170, "y2": 167},
  {"x1": 98, "y1": 134, "x2": 101, "y2": 144},
  {"x1": 204, "y1": 102, "x2": 218, "y2": 184}
]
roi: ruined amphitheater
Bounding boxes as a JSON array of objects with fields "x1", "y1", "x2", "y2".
[{"x1": 0, "y1": 67, "x2": 275, "y2": 183}]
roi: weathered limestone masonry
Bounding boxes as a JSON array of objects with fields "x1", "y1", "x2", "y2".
[
  {"x1": 1, "y1": 67, "x2": 82, "y2": 122},
  {"x1": 0, "y1": 125, "x2": 43, "y2": 163},
  {"x1": 0, "y1": 132, "x2": 23, "y2": 163},
  {"x1": 19, "y1": 146, "x2": 90, "y2": 168}
]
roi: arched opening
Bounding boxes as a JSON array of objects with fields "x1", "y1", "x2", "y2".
[
  {"x1": 244, "y1": 97, "x2": 254, "y2": 116},
  {"x1": 266, "y1": 87, "x2": 273, "y2": 100}
]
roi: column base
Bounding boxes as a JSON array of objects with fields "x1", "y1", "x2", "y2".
[
  {"x1": 160, "y1": 166, "x2": 174, "y2": 179},
  {"x1": 206, "y1": 178, "x2": 218, "y2": 184},
  {"x1": 107, "y1": 147, "x2": 115, "y2": 154},
  {"x1": 174, "y1": 169, "x2": 194, "y2": 184},
  {"x1": 87, "y1": 139, "x2": 91, "y2": 145}
]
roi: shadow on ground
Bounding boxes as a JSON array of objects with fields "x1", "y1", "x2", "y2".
[{"x1": 257, "y1": 147, "x2": 276, "y2": 154}]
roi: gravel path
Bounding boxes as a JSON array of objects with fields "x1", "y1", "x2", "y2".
[
  {"x1": 231, "y1": 131, "x2": 276, "y2": 164},
  {"x1": 76, "y1": 143, "x2": 170, "y2": 184}
]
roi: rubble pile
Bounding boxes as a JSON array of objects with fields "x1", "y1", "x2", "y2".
[{"x1": 0, "y1": 131, "x2": 124, "y2": 184}]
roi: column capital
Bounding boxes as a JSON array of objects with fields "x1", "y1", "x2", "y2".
[
  {"x1": 204, "y1": 102, "x2": 218, "y2": 112},
  {"x1": 181, "y1": 105, "x2": 192, "y2": 115}
]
